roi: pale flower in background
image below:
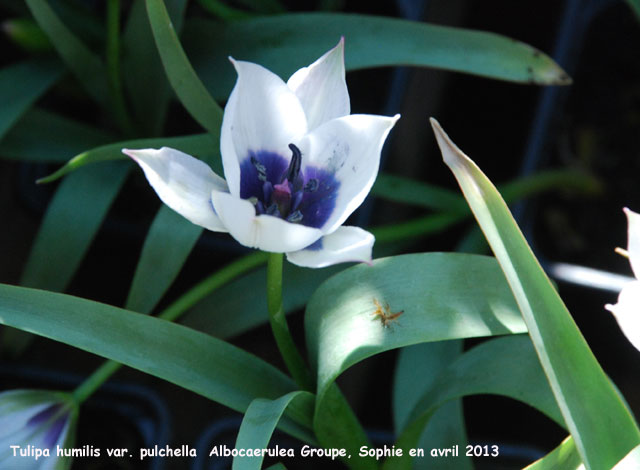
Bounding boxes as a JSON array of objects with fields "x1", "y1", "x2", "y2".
[
  {"x1": 606, "y1": 207, "x2": 640, "y2": 351},
  {"x1": 124, "y1": 39, "x2": 399, "y2": 268},
  {"x1": 0, "y1": 389, "x2": 78, "y2": 469}
]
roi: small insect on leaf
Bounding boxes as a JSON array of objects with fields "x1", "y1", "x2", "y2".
[{"x1": 372, "y1": 298, "x2": 404, "y2": 329}]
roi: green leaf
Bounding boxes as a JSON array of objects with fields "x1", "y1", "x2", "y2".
[
  {"x1": 182, "y1": 13, "x2": 571, "y2": 101},
  {"x1": 384, "y1": 335, "x2": 564, "y2": 470},
  {"x1": 613, "y1": 444, "x2": 640, "y2": 470},
  {"x1": 38, "y1": 133, "x2": 219, "y2": 183},
  {"x1": 392, "y1": 342, "x2": 472, "y2": 470},
  {"x1": 0, "y1": 283, "x2": 313, "y2": 442},
  {"x1": 233, "y1": 391, "x2": 315, "y2": 470},
  {"x1": 431, "y1": 119, "x2": 640, "y2": 469},
  {"x1": 0, "y1": 108, "x2": 115, "y2": 162},
  {"x1": 25, "y1": 0, "x2": 108, "y2": 105},
  {"x1": 371, "y1": 173, "x2": 467, "y2": 214},
  {"x1": 122, "y1": 0, "x2": 187, "y2": 136},
  {"x1": 21, "y1": 161, "x2": 130, "y2": 292},
  {"x1": 146, "y1": 0, "x2": 223, "y2": 135},
  {"x1": 0, "y1": 59, "x2": 63, "y2": 140},
  {"x1": 524, "y1": 436, "x2": 583, "y2": 470},
  {"x1": 264, "y1": 464, "x2": 288, "y2": 470},
  {"x1": 125, "y1": 206, "x2": 203, "y2": 313},
  {"x1": 305, "y1": 253, "x2": 527, "y2": 469},
  {"x1": 2, "y1": 17, "x2": 53, "y2": 53},
  {"x1": 182, "y1": 263, "x2": 342, "y2": 338}
]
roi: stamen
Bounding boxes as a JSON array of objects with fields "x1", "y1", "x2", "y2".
[
  {"x1": 287, "y1": 210, "x2": 303, "y2": 223},
  {"x1": 291, "y1": 190, "x2": 303, "y2": 212},
  {"x1": 266, "y1": 203, "x2": 280, "y2": 217},
  {"x1": 285, "y1": 143, "x2": 302, "y2": 183},
  {"x1": 262, "y1": 181, "x2": 273, "y2": 203},
  {"x1": 304, "y1": 178, "x2": 318, "y2": 192},
  {"x1": 251, "y1": 156, "x2": 267, "y2": 182}
]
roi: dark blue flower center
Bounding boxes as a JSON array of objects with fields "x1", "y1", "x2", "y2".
[{"x1": 239, "y1": 144, "x2": 340, "y2": 229}]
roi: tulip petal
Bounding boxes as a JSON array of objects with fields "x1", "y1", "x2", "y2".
[
  {"x1": 211, "y1": 191, "x2": 322, "y2": 252},
  {"x1": 624, "y1": 208, "x2": 640, "y2": 280},
  {"x1": 286, "y1": 226, "x2": 374, "y2": 268},
  {"x1": 123, "y1": 147, "x2": 228, "y2": 232},
  {"x1": 297, "y1": 113, "x2": 399, "y2": 233},
  {"x1": 221, "y1": 59, "x2": 307, "y2": 196},
  {"x1": 606, "y1": 280, "x2": 640, "y2": 352},
  {"x1": 287, "y1": 37, "x2": 349, "y2": 131},
  {"x1": 0, "y1": 391, "x2": 54, "y2": 439}
]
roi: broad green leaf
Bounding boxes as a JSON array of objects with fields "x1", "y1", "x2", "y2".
[
  {"x1": 305, "y1": 253, "x2": 527, "y2": 469},
  {"x1": 393, "y1": 341, "x2": 461, "y2": 433},
  {"x1": 384, "y1": 335, "x2": 564, "y2": 470},
  {"x1": 182, "y1": 13, "x2": 570, "y2": 101},
  {"x1": 182, "y1": 263, "x2": 342, "y2": 338},
  {"x1": 0, "y1": 108, "x2": 115, "y2": 162},
  {"x1": 25, "y1": 0, "x2": 108, "y2": 105},
  {"x1": 21, "y1": 162, "x2": 130, "y2": 292},
  {"x1": 613, "y1": 444, "x2": 640, "y2": 470},
  {"x1": 125, "y1": 206, "x2": 203, "y2": 314},
  {"x1": 393, "y1": 342, "x2": 472, "y2": 470},
  {"x1": 146, "y1": 0, "x2": 223, "y2": 135},
  {"x1": 0, "y1": 283, "x2": 313, "y2": 442},
  {"x1": 233, "y1": 391, "x2": 315, "y2": 470},
  {"x1": 524, "y1": 436, "x2": 583, "y2": 470},
  {"x1": 0, "y1": 59, "x2": 63, "y2": 140},
  {"x1": 431, "y1": 118, "x2": 640, "y2": 469},
  {"x1": 122, "y1": 0, "x2": 187, "y2": 136},
  {"x1": 38, "y1": 133, "x2": 219, "y2": 183}
]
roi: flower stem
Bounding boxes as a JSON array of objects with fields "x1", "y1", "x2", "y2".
[
  {"x1": 266, "y1": 253, "x2": 313, "y2": 391},
  {"x1": 71, "y1": 251, "x2": 269, "y2": 404},
  {"x1": 72, "y1": 360, "x2": 120, "y2": 404}
]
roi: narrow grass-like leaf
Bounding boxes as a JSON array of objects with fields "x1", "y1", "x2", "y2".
[
  {"x1": 371, "y1": 174, "x2": 467, "y2": 213},
  {"x1": 392, "y1": 342, "x2": 472, "y2": 470},
  {"x1": 613, "y1": 444, "x2": 640, "y2": 469},
  {"x1": 25, "y1": 0, "x2": 108, "y2": 105},
  {"x1": 0, "y1": 108, "x2": 115, "y2": 162},
  {"x1": 126, "y1": 206, "x2": 203, "y2": 313},
  {"x1": 524, "y1": 436, "x2": 583, "y2": 470},
  {"x1": 38, "y1": 133, "x2": 220, "y2": 183},
  {"x1": 183, "y1": 13, "x2": 571, "y2": 101},
  {"x1": 431, "y1": 118, "x2": 640, "y2": 469},
  {"x1": 305, "y1": 253, "x2": 527, "y2": 469},
  {"x1": 233, "y1": 391, "x2": 315, "y2": 470},
  {"x1": 372, "y1": 170, "x2": 599, "y2": 214},
  {"x1": 122, "y1": 0, "x2": 187, "y2": 136},
  {"x1": 2, "y1": 17, "x2": 53, "y2": 53},
  {"x1": 383, "y1": 335, "x2": 564, "y2": 470},
  {"x1": 146, "y1": 0, "x2": 223, "y2": 135},
  {"x1": 0, "y1": 283, "x2": 313, "y2": 442},
  {"x1": 21, "y1": 162, "x2": 130, "y2": 292},
  {"x1": 0, "y1": 58, "x2": 63, "y2": 140}
]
